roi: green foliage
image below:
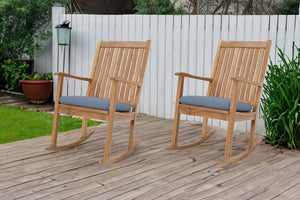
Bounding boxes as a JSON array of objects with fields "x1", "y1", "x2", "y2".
[
  {"x1": 276, "y1": 0, "x2": 300, "y2": 14},
  {"x1": 0, "y1": 0, "x2": 69, "y2": 61},
  {"x1": 23, "y1": 71, "x2": 53, "y2": 80},
  {"x1": 134, "y1": 0, "x2": 185, "y2": 14},
  {"x1": 1, "y1": 59, "x2": 29, "y2": 91},
  {"x1": 0, "y1": 105, "x2": 101, "y2": 144},
  {"x1": 261, "y1": 43, "x2": 300, "y2": 148}
]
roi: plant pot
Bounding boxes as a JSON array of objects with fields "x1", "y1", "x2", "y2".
[{"x1": 20, "y1": 80, "x2": 53, "y2": 104}]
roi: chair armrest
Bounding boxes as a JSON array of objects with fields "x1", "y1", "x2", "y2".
[
  {"x1": 175, "y1": 72, "x2": 213, "y2": 82},
  {"x1": 55, "y1": 72, "x2": 93, "y2": 82},
  {"x1": 231, "y1": 76, "x2": 263, "y2": 87},
  {"x1": 110, "y1": 77, "x2": 141, "y2": 87}
]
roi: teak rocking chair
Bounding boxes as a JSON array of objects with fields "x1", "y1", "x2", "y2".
[
  {"x1": 167, "y1": 40, "x2": 271, "y2": 164},
  {"x1": 46, "y1": 40, "x2": 151, "y2": 164}
]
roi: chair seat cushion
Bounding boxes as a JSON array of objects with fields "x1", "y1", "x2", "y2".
[
  {"x1": 59, "y1": 96, "x2": 132, "y2": 112},
  {"x1": 179, "y1": 96, "x2": 252, "y2": 112}
]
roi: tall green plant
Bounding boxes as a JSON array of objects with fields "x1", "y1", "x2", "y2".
[{"x1": 261, "y1": 43, "x2": 300, "y2": 148}]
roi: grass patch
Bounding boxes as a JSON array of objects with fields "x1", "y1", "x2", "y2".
[{"x1": 0, "y1": 105, "x2": 101, "y2": 144}]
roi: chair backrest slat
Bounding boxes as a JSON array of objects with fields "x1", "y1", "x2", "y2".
[
  {"x1": 208, "y1": 40, "x2": 271, "y2": 110},
  {"x1": 119, "y1": 48, "x2": 134, "y2": 101},
  {"x1": 87, "y1": 40, "x2": 151, "y2": 110}
]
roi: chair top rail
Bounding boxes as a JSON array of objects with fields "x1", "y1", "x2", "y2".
[
  {"x1": 100, "y1": 41, "x2": 150, "y2": 48},
  {"x1": 220, "y1": 40, "x2": 271, "y2": 48}
]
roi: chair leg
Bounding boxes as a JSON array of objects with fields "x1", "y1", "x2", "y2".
[
  {"x1": 128, "y1": 119, "x2": 141, "y2": 149},
  {"x1": 101, "y1": 118, "x2": 114, "y2": 163},
  {"x1": 201, "y1": 117, "x2": 208, "y2": 137},
  {"x1": 100, "y1": 118, "x2": 140, "y2": 164},
  {"x1": 166, "y1": 114, "x2": 216, "y2": 150},
  {"x1": 221, "y1": 118, "x2": 235, "y2": 163},
  {"x1": 46, "y1": 112, "x2": 95, "y2": 151},
  {"x1": 220, "y1": 119, "x2": 262, "y2": 164},
  {"x1": 166, "y1": 106, "x2": 181, "y2": 149},
  {"x1": 48, "y1": 108, "x2": 60, "y2": 148},
  {"x1": 81, "y1": 117, "x2": 87, "y2": 138}
]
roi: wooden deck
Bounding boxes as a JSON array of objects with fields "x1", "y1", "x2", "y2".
[
  {"x1": 0, "y1": 90, "x2": 54, "y2": 113},
  {"x1": 1, "y1": 114, "x2": 300, "y2": 200}
]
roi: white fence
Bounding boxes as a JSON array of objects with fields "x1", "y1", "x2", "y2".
[{"x1": 40, "y1": 6, "x2": 300, "y2": 132}]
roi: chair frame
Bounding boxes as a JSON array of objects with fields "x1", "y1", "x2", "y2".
[
  {"x1": 46, "y1": 40, "x2": 151, "y2": 164},
  {"x1": 167, "y1": 40, "x2": 272, "y2": 164}
]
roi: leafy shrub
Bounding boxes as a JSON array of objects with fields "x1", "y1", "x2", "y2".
[
  {"x1": 0, "y1": 0, "x2": 67, "y2": 61},
  {"x1": 135, "y1": 0, "x2": 185, "y2": 14},
  {"x1": 276, "y1": 0, "x2": 300, "y2": 15},
  {"x1": 1, "y1": 59, "x2": 29, "y2": 91},
  {"x1": 0, "y1": 0, "x2": 68, "y2": 89},
  {"x1": 23, "y1": 71, "x2": 53, "y2": 80},
  {"x1": 261, "y1": 43, "x2": 300, "y2": 148}
]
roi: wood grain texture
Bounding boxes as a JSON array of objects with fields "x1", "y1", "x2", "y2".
[{"x1": 1, "y1": 114, "x2": 300, "y2": 200}]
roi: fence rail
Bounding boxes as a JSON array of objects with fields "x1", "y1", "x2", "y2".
[{"x1": 41, "y1": 6, "x2": 300, "y2": 132}]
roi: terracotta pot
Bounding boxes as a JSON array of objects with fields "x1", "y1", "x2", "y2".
[{"x1": 20, "y1": 80, "x2": 53, "y2": 104}]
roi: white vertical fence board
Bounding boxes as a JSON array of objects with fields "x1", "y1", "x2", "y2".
[
  {"x1": 102, "y1": 15, "x2": 109, "y2": 41},
  {"x1": 187, "y1": 16, "x2": 197, "y2": 121},
  {"x1": 213, "y1": 15, "x2": 221, "y2": 127},
  {"x1": 164, "y1": 15, "x2": 174, "y2": 119},
  {"x1": 150, "y1": 15, "x2": 158, "y2": 116},
  {"x1": 172, "y1": 15, "x2": 181, "y2": 121},
  {"x1": 236, "y1": 15, "x2": 246, "y2": 130},
  {"x1": 276, "y1": 15, "x2": 286, "y2": 63},
  {"x1": 142, "y1": 15, "x2": 151, "y2": 115},
  {"x1": 285, "y1": 15, "x2": 296, "y2": 57},
  {"x1": 260, "y1": 15, "x2": 269, "y2": 41},
  {"x1": 128, "y1": 15, "x2": 136, "y2": 41},
  {"x1": 74, "y1": 15, "x2": 83, "y2": 96},
  {"x1": 204, "y1": 15, "x2": 213, "y2": 126},
  {"x1": 157, "y1": 15, "x2": 166, "y2": 118},
  {"x1": 81, "y1": 15, "x2": 90, "y2": 95},
  {"x1": 108, "y1": 15, "x2": 116, "y2": 41},
  {"x1": 68, "y1": 14, "x2": 77, "y2": 96},
  {"x1": 115, "y1": 15, "x2": 122, "y2": 41},
  {"x1": 194, "y1": 15, "x2": 205, "y2": 123},
  {"x1": 49, "y1": 10, "x2": 300, "y2": 133},
  {"x1": 269, "y1": 15, "x2": 278, "y2": 64},
  {"x1": 135, "y1": 16, "x2": 144, "y2": 113},
  {"x1": 229, "y1": 15, "x2": 237, "y2": 41},
  {"x1": 95, "y1": 15, "x2": 103, "y2": 42},
  {"x1": 295, "y1": 15, "x2": 300, "y2": 48},
  {"x1": 122, "y1": 15, "x2": 129, "y2": 41},
  {"x1": 88, "y1": 15, "x2": 96, "y2": 78},
  {"x1": 252, "y1": 15, "x2": 261, "y2": 40},
  {"x1": 180, "y1": 15, "x2": 189, "y2": 121},
  {"x1": 236, "y1": 15, "x2": 245, "y2": 41}
]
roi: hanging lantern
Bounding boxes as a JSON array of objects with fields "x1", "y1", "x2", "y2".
[{"x1": 55, "y1": 20, "x2": 71, "y2": 45}]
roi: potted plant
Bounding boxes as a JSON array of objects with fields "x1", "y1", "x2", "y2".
[{"x1": 20, "y1": 72, "x2": 53, "y2": 104}]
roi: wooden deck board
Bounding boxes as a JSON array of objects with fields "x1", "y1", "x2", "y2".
[{"x1": 1, "y1": 114, "x2": 300, "y2": 199}]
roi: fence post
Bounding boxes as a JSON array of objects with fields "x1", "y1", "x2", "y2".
[{"x1": 52, "y1": 4, "x2": 65, "y2": 101}]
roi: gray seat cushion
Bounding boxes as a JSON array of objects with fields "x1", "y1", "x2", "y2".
[
  {"x1": 59, "y1": 96, "x2": 132, "y2": 112},
  {"x1": 179, "y1": 96, "x2": 252, "y2": 112}
]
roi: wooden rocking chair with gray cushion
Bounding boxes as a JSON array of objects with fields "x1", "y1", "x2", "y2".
[
  {"x1": 167, "y1": 40, "x2": 271, "y2": 164},
  {"x1": 46, "y1": 40, "x2": 151, "y2": 164}
]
